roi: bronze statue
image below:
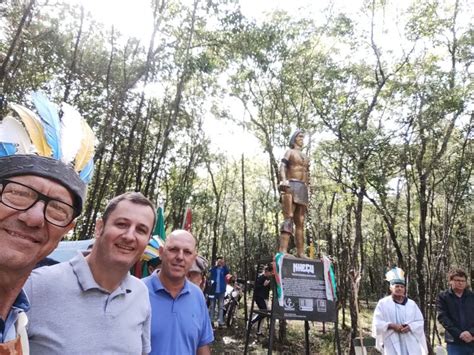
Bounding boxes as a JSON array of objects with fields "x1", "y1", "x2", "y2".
[{"x1": 278, "y1": 130, "x2": 309, "y2": 258}]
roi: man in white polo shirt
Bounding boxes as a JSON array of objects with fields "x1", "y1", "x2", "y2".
[{"x1": 24, "y1": 192, "x2": 156, "y2": 354}]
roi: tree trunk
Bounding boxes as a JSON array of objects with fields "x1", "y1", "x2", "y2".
[
  {"x1": 63, "y1": 5, "x2": 84, "y2": 103},
  {"x1": 0, "y1": 0, "x2": 35, "y2": 88}
]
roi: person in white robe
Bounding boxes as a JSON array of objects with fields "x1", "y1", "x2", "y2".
[{"x1": 372, "y1": 267, "x2": 428, "y2": 355}]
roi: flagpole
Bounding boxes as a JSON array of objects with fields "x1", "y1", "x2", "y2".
[
  {"x1": 241, "y1": 112, "x2": 249, "y2": 324},
  {"x1": 182, "y1": 207, "x2": 186, "y2": 229}
]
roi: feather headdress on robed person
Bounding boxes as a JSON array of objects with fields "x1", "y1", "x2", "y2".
[
  {"x1": 385, "y1": 267, "x2": 405, "y2": 285},
  {"x1": 0, "y1": 92, "x2": 95, "y2": 213}
]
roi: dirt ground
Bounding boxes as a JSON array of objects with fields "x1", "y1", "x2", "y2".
[
  {"x1": 210, "y1": 308, "x2": 339, "y2": 354},
  {"x1": 211, "y1": 316, "x2": 269, "y2": 354}
]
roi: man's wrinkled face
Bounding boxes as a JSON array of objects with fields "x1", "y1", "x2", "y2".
[
  {"x1": 0, "y1": 175, "x2": 75, "y2": 273},
  {"x1": 93, "y1": 200, "x2": 154, "y2": 268},
  {"x1": 450, "y1": 276, "x2": 467, "y2": 293},
  {"x1": 160, "y1": 231, "x2": 196, "y2": 282}
]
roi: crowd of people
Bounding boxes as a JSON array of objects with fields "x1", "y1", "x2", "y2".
[
  {"x1": 0, "y1": 97, "x2": 472, "y2": 355},
  {"x1": 0, "y1": 96, "x2": 217, "y2": 354},
  {"x1": 0, "y1": 166, "x2": 215, "y2": 354}
]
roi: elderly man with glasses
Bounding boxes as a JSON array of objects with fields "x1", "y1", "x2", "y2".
[{"x1": 0, "y1": 93, "x2": 95, "y2": 354}]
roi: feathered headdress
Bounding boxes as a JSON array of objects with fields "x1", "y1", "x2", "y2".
[
  {"x1": 0, "y1": 92, "x2": 95, "y2": 213},
  {"x1": 385, "y1": 267, "x2": 406, "y2": 285}
]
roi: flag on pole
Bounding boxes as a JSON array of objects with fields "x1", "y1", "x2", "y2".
[
  {"x1": 153, "y1": 206, "x2": 166, "y2": 241},
  {"x1": 182, "y1": 207, "x2": 192, "y2": 232}
]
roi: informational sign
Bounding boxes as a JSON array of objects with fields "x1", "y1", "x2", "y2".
[{"x1": 273, "y1": 258, "x2": 336, "y2": 322}]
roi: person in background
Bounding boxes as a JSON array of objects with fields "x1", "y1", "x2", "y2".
[
  {"x1": 436, "y1": 268, "x2": 474, "y2": 355},
  {"x1": 187, "y1": 255, "x2": 209, "y2": 291},
  {"x1": 372, "y1": 267, "x2": 428, "y2": 355},
  {"x1": 209, "y1": 256, "x2": 230, "y2": 327},
  {"x1": 143, "y1": 230, "x2": 213, "y2": 355},
  {"x1": 250, "y1": 265, "x2": 273, "y2": 335},
  {"x1": 25, "y1": 192, "x2": 155, "y2": 354},
  {"x1": 0, "y1": 94, "x2": 95, "y2": 354},
  {"x1": 146, "y1": 257, "x2": 162, "y2": 276}
]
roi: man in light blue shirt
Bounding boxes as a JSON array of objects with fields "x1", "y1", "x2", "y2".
[
  {"x1": 0, "y1": 291, "x2": 29, "y2": 347},
  {"x1": 143, "y1": 230, "x2": 214, "y2": 355}
]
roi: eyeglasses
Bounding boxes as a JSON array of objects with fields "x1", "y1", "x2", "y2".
[
  {"x1": 452, "y1": 279, "x2": 466, "y2": 283},
  {"x1": 0, "y1": 179, "x2": 78, "y2": 227}
]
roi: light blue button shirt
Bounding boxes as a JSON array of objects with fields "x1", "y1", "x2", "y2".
[{"x1": 0, "y1": 290, "x2": 30, "y2": 343}]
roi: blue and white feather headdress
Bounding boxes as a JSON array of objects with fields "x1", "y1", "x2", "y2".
[
  {"x1": 385, "y1": 267, "x2": 405, "y2": 285},
  {"x1": 0, "y1": 91, "x2": 95, "y2": 213}
]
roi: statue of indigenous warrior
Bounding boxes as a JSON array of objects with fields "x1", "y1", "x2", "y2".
[{"x1": 278, "y1": 130, "x2": 309, "y2": 258}]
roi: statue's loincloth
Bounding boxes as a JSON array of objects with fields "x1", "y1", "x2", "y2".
[{"x1": 284, "y1": 180, "x2": 308, "y2": 206}]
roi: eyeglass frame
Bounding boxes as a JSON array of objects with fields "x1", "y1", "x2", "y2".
[{"x1": 0, "y1": 179, "x2": 79, "y2": 227}]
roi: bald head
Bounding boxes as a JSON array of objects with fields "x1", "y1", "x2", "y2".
[
  {"x1": 159, "y1": 229, "x2": 197, "y2": 284},
  {"x1": 165, "y1": 229, "x2": 196, "y2": 249}
]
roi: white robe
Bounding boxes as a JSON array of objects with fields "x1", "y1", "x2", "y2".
[{"x1": 372, "y1": 295, "x2": 428, "y2": 355}]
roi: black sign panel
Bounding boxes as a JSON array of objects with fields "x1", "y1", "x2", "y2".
[{"x1": 273, "y1": 258, "x2": 336, "y2": 322}]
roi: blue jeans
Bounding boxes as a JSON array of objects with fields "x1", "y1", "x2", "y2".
[
  {"x1": 447, "y1": 343, "x2": 474, "y2": 355},
  {"x1": 209, "y1": 293, "x2": 225, "y2": 325}
]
